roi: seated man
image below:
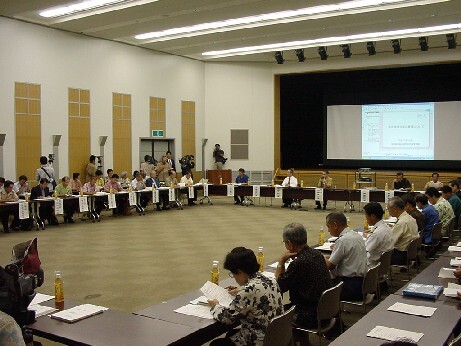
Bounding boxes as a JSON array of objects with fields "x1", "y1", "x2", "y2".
[
  {"x1": 104, "y1": 174, "x2": 127, "y2": 215},
  {"x1": 146, "y1": 171, "x2": 168, "y2": 211},
  {"x1": 393, "y1": 172, "x2": 411, "y2": 191},
  {"x1": 316, "y1": 171, "x2": 333, "y2": 210},
  {"x1": 441, "y1": 185, "x2": 461, "y2": 223},
  {"x1": 30, "y1": 178, "x2": 58, "y2": 225},
  {"x1": 0, "y1": 180, "x2": 20, "y2": 233},
  {"x1": 387, "y1": 197, "x2": 419, "y2": 265},
  {"x1": 449, "y1": 179, "x2": 461, "y2": 200},
  {"x1": 70, "y1": 172, "x2": 83, "y2": 192},
  {"x1": 105, "y1": 169, "x2": 114, "y2": 183},
  {"x1": 55, "y1": 176, "x2": 76, "y2": 223},
  {"x1": 180, "y1": 170, "x2": 197, "y2": 206},
  {"x1": 426, "y1": 187, "x2": 455, "y2": 235},
  {"x1": 415, "y1": 194, "x2": 440, "y2": 244},
  {"x1": 234, "y1": 168, "x2": 249, "y2": 205},
  {"x1": 276, "y1": 222, "x2": 332, "y2": 328},
  {"x1": 281, "y1": 168, "x2": 298, "y2": 208},
  {"x1": 131, "y1": 172, "x2": 149, "y2": 208},
  {"x1": 325, "y1": 212, "x2": 367, "y2": 301},
  {"x1": 164, "y1": 170, "x2": 178, "y2": 187},
  {"x1": 424, "y1": 172, "x2": 444, "y2": 190},
  {"x1": 363, "y1": 203, "x2": 394, "y2": 267},
  {"x1": 13, "y1": 175, "x2": 29, "y2": 195},
  {"x1": 401, "y1": 194, "x2": 425, "y2": 232},
  {"x1": 82, "y1": 176, "x2": 104, "y2": 215},
  {"x1": 95, "y1": 169, "x2": 105, "y2": 188}
]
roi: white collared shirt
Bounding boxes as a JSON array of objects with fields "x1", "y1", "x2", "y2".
[
  {"x1": 282, "y1": 176, "x2": 298, "y2": 188},
  {"x1": 365, "y1": 220, "x2": 394, "y2": 266}
]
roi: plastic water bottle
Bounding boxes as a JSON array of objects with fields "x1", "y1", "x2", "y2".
[
  {"x1": 318, "y1": 226, "x2": 325, "y2": 246},
  {"x1": 25, "y1": 193, "x2": 29, "y2": 202},
  {"x1": 54, "y1": 271, "x2": 64, "y2": 310},
  {"x1": 385, "y1": 182, "x2": 388, "y2": 191},
  {"x1": 364, "y1": 218, "x2": 368, "y2": 230},
  {"x1": 219, "y1": 176, "x2": 223, "y2": 185},
  {"x1": 411, "y1": 183, "x2": 415, "y2": 192},
  {"x1": 79, "y1": 188, "x2": 83, "y2": 196},
  {"x1": 347, "y1": 217, "x2": 351, "y2": 228},
  {"x1": 271, "y1": 180, "x2": 274, "y2": 186},
  {"x1": 248, "y1": 179, "x2": 251, "y2": 186},
  {"x1": 211, "y1": 261, "x2": 219, "y2": 284},
  {"x1": 257, "y1": 247, "x2": 264, "y2": 272},
  {"x1": 384, "y1": 207, "x2": 390, "y2": 219},
  {"x1": 352, "y1": 182, "x2": 357, "y2": 189},
  {"x1": 53, "y1": 190, "x2": 58, "y2": 199},
  {"x1": 300, "y1": 180, "x2": 304, "y2": 188}
]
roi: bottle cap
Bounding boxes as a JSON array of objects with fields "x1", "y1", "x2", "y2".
[
  {"x1": 258, "y1": 246, "x2": 263, "y2": 252},
  {"x1": 320, "y1": 226, "x2": 324, "y2": 231}
]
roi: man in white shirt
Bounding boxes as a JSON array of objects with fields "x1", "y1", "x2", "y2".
[
  {"x1": 180, "y1": 170, "x2": 196, "y2": 206},
  {"x1": 363, "y1": 202, "x2": 394, "y2": 266},
  {"x1": 131, "y1": 172, "x2": 149, "y2": 208},
  {"x1": 388, "y1": 197, "x2": 419, "y2": 265},
  {"x1": 13, "y1": 175, "x2": 29, "y2": 195},
  {"x1": 281, "y1": 168, "x2": 298, "y2": 208}
]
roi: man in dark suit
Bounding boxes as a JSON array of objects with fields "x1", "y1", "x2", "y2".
[
  {"x1": 166, "y1": 151, "x2": 176, "y2": 172},
  {"x1": 146, "y1": 171, "x2": 169, "y2": 210},
  {"x1": 31, "y1": 178, "x2": 58, "y2": 225}
]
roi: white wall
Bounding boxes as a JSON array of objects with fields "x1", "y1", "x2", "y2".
[
  {"x1": 0, "y1": 17, "x2": 205, "y2": 180},
  {"x1": 204, "y1": 63, "x2": 274, "y2": 172}
]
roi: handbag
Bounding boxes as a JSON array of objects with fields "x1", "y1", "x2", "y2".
[
  {"x1": 42, "y1": 167, "x2": 57, "y2": 188},
  {"x1": 11, "y1": 238, "x2": 41, "y2": 274}
]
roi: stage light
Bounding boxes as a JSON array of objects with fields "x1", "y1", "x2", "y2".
[
  {"x1": 295, "y1": 49, "x2": 306, "y2": 62},
  {"x1": 367, "y1": 41, "x2": 376, "y2": 55},
  {"x1": 391, "y1": 39, "x2": 401, "y2": 54},
  {"x1": 446, "y1": 33, "x2": 457, "y2": 49},
  {"x1": 274, "y1": 51, "x2": 284, "y2": 64},
  {"x1": 419, "y1": 36, "x2": 429, "y2": 51},
  {"x1": 341, "y1": 44, "x2": 352, "y2": 58},
  {"x1": 317, "y1": 46, "x2": 328, "y2": 60}
]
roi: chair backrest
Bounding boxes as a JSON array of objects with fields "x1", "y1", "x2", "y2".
[
  {"x1": 447, "y1": 217, "x2": 455, "y2": 235},
  {"x1": 432, "y1": 222, "x2": 443, "y2": 242},
  {"x1": 263, "y1": 305, "x2": 296, "y2": 346},
  {"x1": 378, "y1": 250, "x2": 393, "y2": 279},
  {"x1": 317, "y1": 281, "x2": 343, "y2": 321},
  {"x1": 406, "y1": 237, "x2": 419, "y2": 260},
  {"x1": 363, "y1": 263, "x2": 380, "y2": 295}
]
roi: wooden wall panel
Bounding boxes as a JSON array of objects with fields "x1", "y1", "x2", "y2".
[
  {"x1": 150, "y1": 97, "x2": 166, "y2": 137},
  {"x1": 181, "y1": 101, "x2": 195, "y2": 158},
  {"x1": 113, "y1": 93, "x2": 132, "y2": 175}
]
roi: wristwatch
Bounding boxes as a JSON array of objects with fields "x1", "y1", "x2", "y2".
[{"x1": 276, "y1": 263, "x2": 284, "y2": 269}]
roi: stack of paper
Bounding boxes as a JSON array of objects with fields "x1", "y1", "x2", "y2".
[
  {"x1": 30, "y1": 293, "x2": 54, "y2": 305},
  {"x1": 50, "y1": 304, "x2": 108, "y2": 323},
  {"x1": 314, "y1": 242, "x2": 334, "y2": 251},
  {"x1": 438, "y1": 267, "x2": 456, "y2": 279},
  {"x1": 448, "y1": 246, "x2": 461, "y2": 252},
  {"x1": 328, "y1": 236, "x2": 338, "y2": 242},
  {"x1": 268, "y1": 258, "x2": 292, "y2": 270},
  {"x1": 367, "y1": 326, "x2": 424, "y2": 343},
  {"x1": 387, "y1": 302, "x2": 436, "y2": 317},
  {"x1": 29, "y1": 304, "x2": 58, "y2": 318},
  {"x1": 443, "y1": 283, "x2": 461, "y2": 297},
  {"x1": 450, "y1": 257, "x2": 461, "y2": 267},
  {"x1": 174, "y1": 304, "x2": 213, "y2": 319},
  {"x1": 200, "y1": 281, "x2": 233, "y2": 308},
  {"x1": 261, "y1": 271, "x2": 276, "y2": 279}
]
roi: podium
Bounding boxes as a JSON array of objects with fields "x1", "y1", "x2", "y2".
[{"x1": 206, "y1": 169, "x2": 232, "y2": 185}]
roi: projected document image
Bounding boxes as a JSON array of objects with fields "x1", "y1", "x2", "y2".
[{"x1": 362, "y1": 103, "x2": 434, "y2": 160}]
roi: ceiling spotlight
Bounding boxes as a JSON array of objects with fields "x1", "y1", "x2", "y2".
[
  {"x1": 317, "y1": 46, "x2": 328, "y2": 60},
  {"x1": 341, "y1": 44, "x2": 352, "y2": 58},
  {"x1": 274, "y1": 51, "x2": 284, "y2": 64},
  {"x1": 446, "y1": 33, "x2": 457, "y2": 49},
  {"x1": 295, "y1": 49, "x2": 306, "y2": 62},
  {"x1": 367, "y1": 41, "x2": 376, "y2": 55},
  {"x1": 419, "y1": 36, "x2": 429, "y2": 51},
  {"x1": 391, "y1": 39, "x2": 401, "y2": 54}
]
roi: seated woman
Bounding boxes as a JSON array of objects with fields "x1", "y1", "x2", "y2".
[{"x1": 208, "y1": 247, "x2": 283, "y2": 346}]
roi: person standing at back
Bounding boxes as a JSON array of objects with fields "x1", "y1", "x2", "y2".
[
  {"x1": 85, "y1": 155, "x2": 97, "y2": 182},
  {"x1": 213, "y1": 144, "x2": 226, "y2": 170},
  {"x1": 166, "y1": 151, "x2": 176, "y2": 172},
  {"x1": 36, "y1": 156, "x2": 55, "y2": 191}
]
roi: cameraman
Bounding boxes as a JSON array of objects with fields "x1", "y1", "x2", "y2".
[
  {"x1": 180, "y1": 155, "x2": 195, "y2": 176},
  {"x1": 213, "y1": 144, "x2": 226, "y2": 170}
]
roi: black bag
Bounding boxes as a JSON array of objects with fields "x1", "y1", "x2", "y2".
[{"x1": 41, "y1": 168, "x2": 57, "y2": 188}]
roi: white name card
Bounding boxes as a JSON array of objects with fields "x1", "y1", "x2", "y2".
[
  {"x1": 360, "y1": 189, "x2": 370, "y2": 203},
  {"x1": 19, "y1": 201, "x2": 29, "y2": 219},
  {"x1": 203, "y1": 184, "x2": 209, "y2": 197},
  {"x1": 169, "y1": 188, "x2": 175, "y2": 202},
  {"x1": 128, "y1": 192, "x2": 137, "y2": 206},
  {"x1": 54, "y1": 199, "x2": 64, "y2": 215},
  {"x1": 152, "y1": 189, "x2": 160, "y2": 204},
  {"x1": 79, "y1": 196, "x2": 89, "y2": 212},
  {"x1": 384, "y1": 190, "x2": 395, "y2": 203},
  {"x1": 274, "y1": 186, "x2": 283, "y2": 199},
  {"x1": 188, "y1": 186, "x2": 195, "y2": 199},
  {"x1": 227, "y1": 184, "x2": 235, "y2": 197},
  {"x1": 252, "y1": 185, "x2": 260, "y2": 197},
  {"x1": 107, "y1": 194, "x2": 117, "y2": 209},
  {"x1": 315, "y1": 188, "x2": 324, "y2": 202}
]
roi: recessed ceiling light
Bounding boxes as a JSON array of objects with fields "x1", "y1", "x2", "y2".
[
  {"x1": 135, "y1": 0, "x2": 451, "y2": 42},
  {"x1": 202, "y1": 23, "x2": 461, "y2": 58}
]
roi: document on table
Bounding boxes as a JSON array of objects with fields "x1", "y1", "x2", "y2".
[
  {"x1": 448, "y1": 246, "x2": 461, "y2": 252},
  {"x1": 28, "y1": 304, "x2": 58, "y2": 317},
  {"x1": 387, "y1": 302, "x2": 436, "y2": 317},
  {"x1": 174, "y1": 304, "x2": 213, "y2": 319},
  {"x1": 268, "y1": 259, "x2": 292, "y2": 270},
  {"x1": 367, "y1": 326, "x2": 424, "y2": 343},
  {"x1": 457, "y1": 242, "x2": 461, "y2": 247},
  {"x1": 438, "y1": 267, "x2": 456, "y2": 278},
  {"x1": 200, "y1": 281, "x2": 233, "y2": 308},
  {"x1": 450, "y1": 257, "x2": 461, "y2": 267},
  {"x1": 314, "y1": 242, "x2": 334, "y2": 251},
  {"x1": 443, "y1": 283, "x2": 461, "y2": 297},
  {"x1": 50, "y1": 304, "x2": 108, "y2": 323},
  {"x1": 261, "y1": 271, "x2": 276, "y2": 279},
  {"x1": 30, "y1": 293, "x2": 54, "y2": 305}
]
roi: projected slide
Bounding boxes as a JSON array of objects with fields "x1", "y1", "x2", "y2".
[{"x1": 362, "y1": 103, "x2": 434, "y2": 160}]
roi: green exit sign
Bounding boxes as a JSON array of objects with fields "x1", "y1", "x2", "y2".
[{"x1": 152, "y1": 130, "x2": 164, "y2": 137}]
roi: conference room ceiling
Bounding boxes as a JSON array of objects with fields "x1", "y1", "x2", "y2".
[{"x1": 1, "y1": 0, "x2": 461, "y2": 63}]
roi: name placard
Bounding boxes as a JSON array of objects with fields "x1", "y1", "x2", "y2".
[
  {"x1": 19, "y1": 201, "x2": 29, "y2": 219},
  {"x1": 54, "y1": 199, "x2": 64, "y2": 215},
  {"x1": 128, "y1": 192, "x2": 137, "y2": 206},
  {"x1": 227, "y1": 184, "x2": 235, "y2": 197},
  {"x1": 360, "y1": 189, "x2": 370, "y2": 203},
  {"x1": 274, "y1": 186, "x2": 283, "y2": 199},
  {"x1": 252, "y1": 185, "x2": 260, "y2": 197},
  {"x1": 107, "y1": 194, "x2": 117, "y2": 209},
  {"x1": 315, "y1": 188, "x2": 324, "y2": 202},
  {"x1": 79, "y1": 196, "x2": 89, "y2": 212}
]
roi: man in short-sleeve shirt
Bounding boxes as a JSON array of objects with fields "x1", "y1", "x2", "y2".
[
  {"x1": 426, "y1": 187, "x2": 455, "y2": 235},
  {"x1": 325, "y1": 213, "x2": 367, "y2": 301}
]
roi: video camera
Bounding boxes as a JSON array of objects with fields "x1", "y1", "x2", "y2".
[
  {"x1": 48, "y1": 153, "x2": 55, "y2": 164},
  {"x1": 179, "y1": 155, "x2": 195, "y2": 170}
]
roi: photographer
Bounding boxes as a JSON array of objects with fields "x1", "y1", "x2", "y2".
[
  {"x1": 213, "y1": 144, "x2": 227, "y2": 170},
  {"x1": 85, "y1": 155, "x2": 97, "y2": 183},
  {"x1": 179, "y1": 155, "x2": 195, "y2": 176},
  {"x1": 35, "y1": 156, "x2": 55, "y2": 191}
]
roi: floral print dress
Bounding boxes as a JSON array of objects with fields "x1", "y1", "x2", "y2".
[{"x1": 210, "y1": 272, "x2": 283, "y2": 346}]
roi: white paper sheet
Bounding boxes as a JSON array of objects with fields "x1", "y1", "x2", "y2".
[
  {"x1": 174, "y1": 304, "x2": 213, "y2": 319},
  {"x1": 443, "y1": 283, "x2": 461, "y2": 297},
  {"x1": 367, "y1": 326, "x2": 424, "y2": 343},
  {"x1": 51, "y1": 304, "x2": 108, "y2": 323},
  {"x1": 450, "y1": 258, "x2": 461, "y2": 267},
  {"x1": 448, "y1": 246, "x2": 461, "y2": 252},
  {"x1": 261, "y1": 271, "x2": 276, "y2": 279},
  {"x1": 29, "y1": 304, "x2": 58, "y2": 317},
  {"x1": 314, "y1": 242, "x2": 334, "y2": 251},
  {"x1": 30, "y1": 293, "x2": 54, "y2": 305},
  {"x1": 438, "y1": 267, "x2": 456, "y2": 278},
  {"x1": 387, "y1": 302, "x2": 436, "y2": 317},
  {"x1": 268, "y1": 259, "x2": 292, "y2": 270},
  {"x1": 200, "y1": 281, "x2": 233, "y2": 308}
]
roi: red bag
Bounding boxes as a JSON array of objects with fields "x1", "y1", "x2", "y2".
[{"x1": 12, "y1": 238, "x2": 41, "y2": 274}]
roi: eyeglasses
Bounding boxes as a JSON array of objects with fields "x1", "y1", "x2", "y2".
[{"x1": 228, "y1": 272, "x2": 234, "y2": 278}]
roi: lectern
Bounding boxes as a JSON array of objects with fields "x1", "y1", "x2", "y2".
[{"x1": 207, "y1": 169, "x2": 232, "y2": 184}]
